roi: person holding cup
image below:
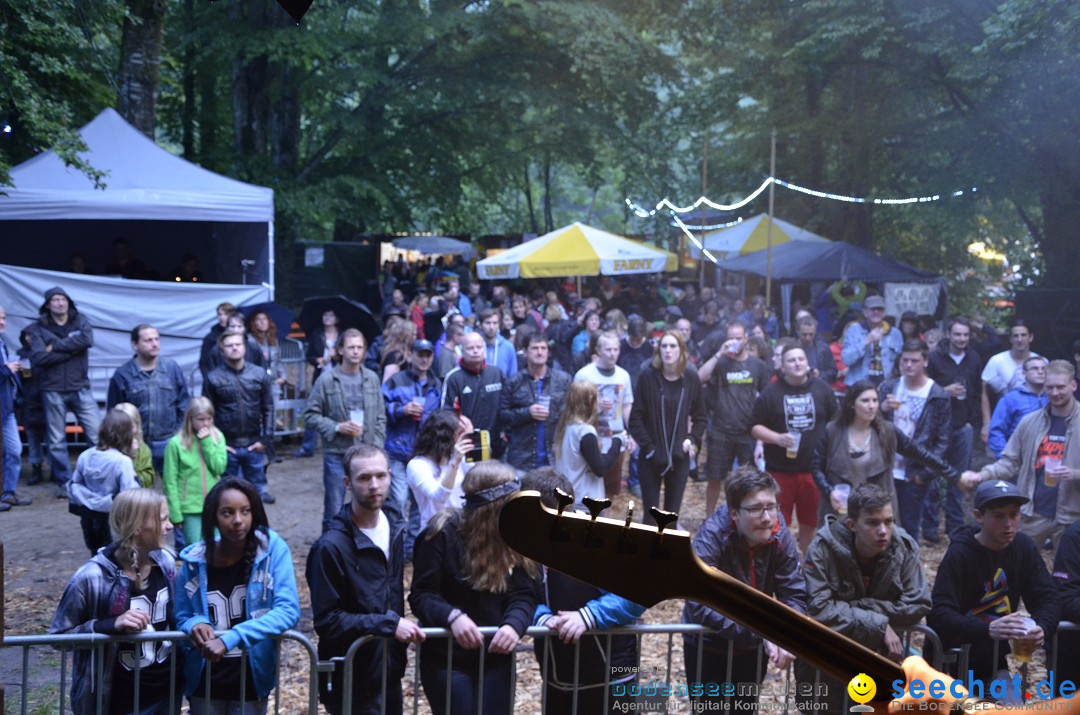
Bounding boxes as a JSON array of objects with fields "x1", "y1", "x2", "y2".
[
  {"x1": 498, "y1": 333, "x2": 571, "y2": 473},
  {"x1": 812, "y1": 379, "x2": 959, "y2": 537},
  {"x1": 960, "y1": 359, "x2": 1080, "y2": 551},
  {"x1": 303, "y1": 328, "x2": 387, "y2": 533},
  {"x1": 751, "y1": 343, "x2": 838, "y2": 554},
  {"x1": 928, "y1": 479, "x2": 1059, "y2": 692}
]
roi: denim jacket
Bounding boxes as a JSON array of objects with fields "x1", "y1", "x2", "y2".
[
  {"x1": 107, "y1": 357, "x2": 191, "y2": 442},
  {"x1": 175, "y1": 527, "x2": 300, "y2": 697}
]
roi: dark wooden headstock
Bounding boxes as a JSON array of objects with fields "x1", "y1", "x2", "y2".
[{"x1": 499, "y1": 490, "x2": 903, "y2": 692}]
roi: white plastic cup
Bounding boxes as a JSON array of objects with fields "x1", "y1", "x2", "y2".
[
  {"x1": 349, "y1": 408, "x2": 365, "y2": 426},
  {"x1": 1044, "y1": 458, "x2": 1063, "y2": 487},
  {"x1": 834, "y1": 483, "x2": 851, "y2": 515},
  {"x1": 785, "y1": 431, "x2": 802, "y2": 459}
]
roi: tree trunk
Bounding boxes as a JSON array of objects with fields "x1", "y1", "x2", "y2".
[
  {"x1": 542, "y1": 154, "x2": 554, "y2": 234},
  {"x1": 523, "y1": 162, "x2": 539, "y2": 234},
  {"x1": 1039, "y1": 187, "x2": 1080, "y2": 289},
  {"x1": 181, "y1": 0, "x2": 195, "y2": 158},
  {"x1": 230, "y1": 0, "x2": 276, "y2": 173},
  {"x1": 117, "y1": 0, "x2": 167, "y2": 138}
]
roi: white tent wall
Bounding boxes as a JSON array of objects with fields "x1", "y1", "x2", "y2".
[{"x1": 0, "y1": 264, "x2": 272, "y2": 403}]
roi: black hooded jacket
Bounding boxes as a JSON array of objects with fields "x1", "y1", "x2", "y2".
[
  {"x1": 306, "y1": 507, "x2": 406, "y2": 710},
  {"x1": 27, "y1": 286, "x2": 94, "y2": 392}
]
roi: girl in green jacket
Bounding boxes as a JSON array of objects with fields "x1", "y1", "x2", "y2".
[
  {"x1": 112, "y1": 402, "x2": 155, "y2": 487},
  {"x1": 163, "y1": 396, "x2": 228, "y2": 545}
]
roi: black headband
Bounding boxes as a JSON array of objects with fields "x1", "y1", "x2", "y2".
[{"x1": 463, "y1": 480, "x2": 520, "y2": 511}]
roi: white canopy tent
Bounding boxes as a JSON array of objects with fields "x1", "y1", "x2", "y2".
[{"x1": 0, "y1": 108, "x2": 276, "y2": 293}]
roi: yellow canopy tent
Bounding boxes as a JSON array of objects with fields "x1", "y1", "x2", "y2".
[{"x1": 477, "y1": 222, "x2": 676, "y2": 280}]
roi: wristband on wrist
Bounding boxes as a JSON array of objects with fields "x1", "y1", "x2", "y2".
[{"x1": 447, "y1": 608, "x2": 463, "y2": 626}]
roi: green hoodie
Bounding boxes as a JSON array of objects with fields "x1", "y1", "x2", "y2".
[{"x1": 162, "y1": 430, "x2": 228, "y2": 523}]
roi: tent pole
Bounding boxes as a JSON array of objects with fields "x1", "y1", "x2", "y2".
[
  {"x1": 765, "y1": 129, "x2": 776, "y2": 304},
  {"x1": 267, "y1": 219, "x2": 276, "y2": 300}
]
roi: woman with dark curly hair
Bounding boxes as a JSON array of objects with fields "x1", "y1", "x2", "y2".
[
  {"x1": 406, "y1": 409, "x2": 473, "y2": 534},
  {"x1": 409, "y1": 461, "x2": 538, "y2": 715}
]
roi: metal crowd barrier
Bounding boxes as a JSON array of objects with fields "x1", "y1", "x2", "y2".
[
  {"x1": 274, "y1": 336, "x2": 308, "y2": 438},
  {"x1": 2, "y1": 622, "x2": 1073, "y2": 714}
]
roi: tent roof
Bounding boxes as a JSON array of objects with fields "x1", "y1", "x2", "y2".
[
  {"x1": 703, "y1": 214, "x2": 831, "y2": 254},
  {"x1": 477, "y1": 222, "x2": 674, "y2": 279},
  {"x1": 716, "y1": 240, "x2": 939, "y2": 283},
  {"x1": 0, "y1": 108, "x2": 273, "y2": 222},
  {"x1": 391, "y1": 236, "x2": 476, "y2": 258}
]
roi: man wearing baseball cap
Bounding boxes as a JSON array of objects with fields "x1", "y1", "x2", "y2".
[
  {"x1": 381, "y1": 338, "x2": 441, "y2": 538},
  {"x1": 841, "y1": 294, "x2": 903, "y2": 387},
  {"x1": 928, "y1": 479, "x2": 1059, "y2": 688}
]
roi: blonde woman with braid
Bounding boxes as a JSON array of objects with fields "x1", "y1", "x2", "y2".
[
  {"x1": 51, "y1": 488, "x2": 179, "y2": 715},
  {"x1": 409, "y1": 461, "x2": 538, "y2": 715}
]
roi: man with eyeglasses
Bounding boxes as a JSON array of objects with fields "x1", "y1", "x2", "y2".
[
  {"x1": 987, "y1": 356, "x2": 1048, "y2": 458},
  {"x1": 961, "y1": 360, "x2": 1080, "y2": 550},
  {"x1": 841, "y1": 295, "x2": 902, "y2": 387},
  {"x1": 682, "y1": 464, "x2": 806, "y2": 711}
]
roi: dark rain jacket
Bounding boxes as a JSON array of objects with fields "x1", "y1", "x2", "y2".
[{"x1": 498, "y1": 367, "x2": 571, "y2": 471}]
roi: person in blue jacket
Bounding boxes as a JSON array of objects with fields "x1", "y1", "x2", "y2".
[
  {"x1": 175, "y1": 477, "x2": 300, "y2": 714},
  {"x1": 523, "y1": 467, "x2": 648, "y2": 714},
  {"x1": 988, "y1": 355, "x2": 1048, "y2": 458}
]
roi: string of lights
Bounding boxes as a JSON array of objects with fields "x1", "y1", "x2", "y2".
[
  {"x1": 670, "y1": 213, "x2": 720, "y2": 264},
  {"x1": 627, "y1": 177, "x2": 978, "y2": 220}
]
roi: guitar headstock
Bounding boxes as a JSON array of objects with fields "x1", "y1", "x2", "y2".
[{"x1": 498, "y1": 490, "x2": 703, "y2": 607}]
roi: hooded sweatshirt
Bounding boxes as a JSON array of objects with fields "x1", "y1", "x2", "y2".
[
  {"x1": 50, "y1": 545, "x2": 178, "y2": 715},
  {"x1": 928, "y1": 525, "x2": 1059, "y2": 680},
  {"x1": 175, "y1": 527, "x2": 300, "y2": 698}
]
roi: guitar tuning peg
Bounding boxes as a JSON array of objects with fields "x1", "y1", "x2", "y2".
[
  {"x1": 650, "y1": 507, "x2": 679, "y2": 535},
  {"x1": 553, "y1": 487, "x2": 574, "y2": 517},
  {"x1": 582, "y1": 496, "x2": 611, "y2": 521},
  {"x1": 624, "y1": 500, "x2": 635, "y2": 530}
]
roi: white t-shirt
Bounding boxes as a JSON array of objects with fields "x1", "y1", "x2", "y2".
[
  {"x1": 406, "y1": 456, "x2": 465, "y2": 533},
  {"x1": 982, "y1": 351, "x2": 1040, "y2": 395},
  {"x1": 553, "y1": 422, "x2": 605, "y2": 504},
  {"x1": 891, "y1": 378, "x2": 934, "y2": 480},
  {"x1": 358, "y1": 510, "x2": 390, "y2": 560},
  {"x1": 574, "y1": 362, "x2": 633, "y2": 437}
]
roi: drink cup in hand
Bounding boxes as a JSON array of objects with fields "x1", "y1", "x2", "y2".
[
  {"x1": 785, "y1": 431, "x2": 802, "y2": 459},
  {"x1": 536, "y1": 395, "x2": 551, "y2": 420},
  {"x1": 1044, "y1": 458, "x2": 1064, "y2": 487},
  {"x1": 833, "y1": 483, "x2": 851, "y2": 515},
  {"x1": 349, "y1": 408, "x2": 365, "y2": 428},
  {"x1": 1010, "y1": 617, "x2": 1037, "y2": 663}
]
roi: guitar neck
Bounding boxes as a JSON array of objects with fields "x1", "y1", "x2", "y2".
[{"x1": 684, "y1": 555, "x2": 903, "y2": 688}]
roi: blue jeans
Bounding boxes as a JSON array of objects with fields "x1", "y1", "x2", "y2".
[
  {"x1": 2, "y1": 411, "x2": 22, "y2": 495},
  {"x1": 149, "y1": 439, "x2": 169, "y2": 477},
  {"x1": 385, "y1": 459, "x2": 409, "y2": 535},
  {"x1": 896, "y1": 478, "x2": 929, "y2": 541},
  {"x1": 924, "y1": 424, "x2": 972, "y2": 538},
  {"x1": 420, "y1": 656, "x2": 513, "y2": 715},
  {"x1": 299, "y1": 424, "x2": 317, "y2": 454},
  {"x1": 225, "y1": 447, "x2": 267, "y2": 492},
  {"x1": 43, "y1": 388, "x2": 101, "y2": 483},
  {"x1": 322, "y1": 451, "x2": 346, "y2": 532}
]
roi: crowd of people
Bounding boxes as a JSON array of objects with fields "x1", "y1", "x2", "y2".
[{"x1": 3, "y1": 264, "x2": 1080, "y2": 712}]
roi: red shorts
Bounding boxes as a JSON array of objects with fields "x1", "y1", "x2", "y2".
[{"x1": 770, "y1": 470, "x2": 819, "y2": 530}]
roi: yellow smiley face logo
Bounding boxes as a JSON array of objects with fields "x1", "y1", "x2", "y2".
[{"x1": 847, "y1": 673, "x2": 876, "y2": 704}]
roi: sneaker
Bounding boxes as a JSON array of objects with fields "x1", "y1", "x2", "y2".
[
  {"x1": 55, "y1": 484, "x2": 70, "y2": 499},
  {"x1": 0, "y1": 501, "x2": 10, "y2": 513},
  {"x1": 292, "y1": 449, "x2": 314, "y2": 458},
  {"x1": 1, "y1": 492, "x2": 33, "y2": 507},
  {"x1": 261, "y1": 492, "x2": 277, "y2": 505},
  {"x1": 27, "y1": 464, "x2": 44, "y2": 486}
]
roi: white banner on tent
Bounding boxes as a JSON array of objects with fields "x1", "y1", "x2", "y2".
[
  {"x1": 0, "y1": 264, "x2": 271, "y2": 401},
  {"x1": 884, "y1": 282, "x2": 939, "y2": 318}
]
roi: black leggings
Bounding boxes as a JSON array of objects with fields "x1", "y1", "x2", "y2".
[
  {"x1": 80, "y1": 511, "x2": 112, "y2": 555},
  {"x1": 638, "y1": 455, "x2": 689, "y2": 525}
]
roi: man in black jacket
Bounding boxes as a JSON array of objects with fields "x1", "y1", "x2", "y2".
[
  {"x1": 928, "y1": 480, "x2": 1059, "y2": 690},
  {"x1": 926, "y1": 317, "x2": 984, "y2": 539},
  {"x1": 796, "y1": 315, "x2": 838, "y2": 385},
  {"x1": 306, "y1": 444, "x2": 424, "y2": 715},
  {"x1": 203, "y1": 329, "x2": 276, "y2": 503},
  {"x1": 1052, "y1": 520, "x2": 1080, "y2": 687},
  {"x1": 441, "y1": 331, "x2": 504, "y2": 457},
  {"x1": 499, "y1": 334, "x2": 570, "y2": 473},
  {"x1": 27, "y1": 286, "x2": 101, "y2": 494}
]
